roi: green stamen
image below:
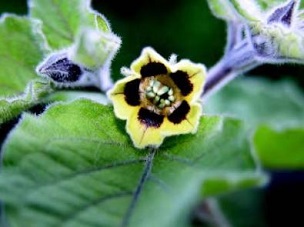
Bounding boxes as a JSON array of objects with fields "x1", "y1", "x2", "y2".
[
  {"x1": 168, "y1": 95, "x2": 175, "y2": 102},
  {"x1": 168, "y1": 88, "x2": 173, "y2": 96},
  {"x1": 147, "y1": 92, "x2": 156, "y2": 98},
  {"x1": 152, "y1": 81, "x2": 161, "y2": 93},
  {"x1": 165, "y1": 100, "x2": 171, "y2": 106},
  {"x1": 149, "y1": 80, "x2": 155, "y2": 87},
  {"x1": 145, "y1": 79, "x2": 176, "y2": 109},
  {"x1": 157, "y1": 86, "x2": 169, "y2": 96},
  {"x1": 154, "y1": 96, "x2": 160, "y2": 104}
]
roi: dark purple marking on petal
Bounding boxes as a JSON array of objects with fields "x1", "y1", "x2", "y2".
[
  {"x1": 140, "y1": 62, "x2": 167, "y2": 77},
  {"x1": 138, "y1": 108, "x2": 164, "y2": 128},
  {"x1": 124, "y1": 79, "x2": 141, "y2": 106},
  {"x1": 170, "y1": 70, "x2": 193, "y2": 96},
  {"x1": 168, "y1": 101, "x2": 190, "y2": 124}
]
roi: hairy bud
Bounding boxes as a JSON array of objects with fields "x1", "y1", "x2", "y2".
[
  {"x1": 267, "y1": 0, "x2": 296, "y2": 27},
  {"x1": 37, "y1": 51, "x2": 84, "y2": 83},
  {"x1": 36, "y1": 51, "x2": 98, "y2": 87}
]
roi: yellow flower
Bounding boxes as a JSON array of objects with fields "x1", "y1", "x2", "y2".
[{"x1": 108, "y1": 47, "x2": 206, "y2": 149}]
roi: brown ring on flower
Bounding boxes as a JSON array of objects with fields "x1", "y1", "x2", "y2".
[
  {"x1": 139, "y1": 75, "x2": 183, "y2": 114},
  {"x1": 124, "y1": 62, "x2": 194, "y2": 125}
]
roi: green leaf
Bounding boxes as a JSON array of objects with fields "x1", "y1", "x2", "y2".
[
  {"x1": 0, "y1": 80, "x2": 52, "y2": 125},
  {"x1": 205, "y1": 78, "x2": 304, "y2": 129},
  {"x1": 229, "y1": 0, "x2": 263, "y2": 22},
  {"x1": 217, "y1": 189, "x2": 266, "y2": 227},
  {"x1": 256, "y1": 0, "x2": 284, "y2": 9},
  {"x1": 254, "y1": 125, "x2": 304, "y2": 169},
  {"x1": 207, "y1": 0, "x2": 262, "y2": 22},
  {"x1": 206, "y1": 0, "x2": 239, "y2": 21},
  {"x1": 85, "y1": 10, "x2": 111, "y2": 33},
  {"x1": 69, "y1": 28, "x2": 121, "y2": 70},
  {"x1": 201, "y1": 173, "x2": 267, "y2": 197},
  {"x1": 0, "y1": 99, "x2": 265, "y2": 227},
  {"x1": 45, "y1": 90, "x2": 109, "y2": 105},
  {"x1": 29, "y1": 0, "x2": 111, "y2": 49},
  {"x1": 257, "y1": 0, "x2": 300, "y2": 11},
  {"x1": 0, "y1": 14, "x2": 48, "y2": 97}
]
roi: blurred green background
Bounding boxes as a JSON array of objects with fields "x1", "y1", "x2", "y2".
[{"x1": 1, "y1": 0, "x2": 303, "y2": 88}]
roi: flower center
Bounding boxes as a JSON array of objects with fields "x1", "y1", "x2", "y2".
[{"x1": 145, "y1": 79, "x2": 175, "y2": 109}]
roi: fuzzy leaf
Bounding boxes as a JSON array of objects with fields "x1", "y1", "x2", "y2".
[
  {"x1": 0, "y1": 99, "x2": 264, "y2": 227},
  {"x1": 230, "y1": 0, "x2": 263, "y2": 22},
  {"x1": 205, "y1": 78, "x2": 304, "y2": 129},
  {"x1": 45, "y1": 91, "x2": 109, "y2": 105},
  {"x1": 207, "y1": 0, "x2": 263, "y2": 22},
  {"x1": 206, "y1": 0, "x2": 239, "y2": 21},
  {"x1": 0, "y1": 15, "x2": 48, "y2": 97},
  {"x1": 69, "y1": 28, "x2": 121, "y2": 70},
  {"x1": 29, "y1": 0, "x2": 111, "y2": 49},
  {"x1": 254, "y1": 125, "x2": 304, "y2": 169},
  {"x1": 257, "y1": 0, "x2": 303, "y2": 11},
  {"x1": 257, "y1": 0, "x2": 288, "y2": 10},
  {"x1": 85, "y1": 11, "x2": 111, "y2": 33},
  {"x1": 270, "y1": 26, "x2": 304, "y2": 61},
  {"x1": 248, "y1": 0, "x2": 304, "y2": 62},
  {"x1": 207, "y1": 0, "x2": 290, "y2": 18},
  {"x1": 0, "y1": 80, "x2": 52, "y2": 125}
]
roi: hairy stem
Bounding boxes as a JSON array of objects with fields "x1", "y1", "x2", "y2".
[
  {"x1": 225, "y1": 22, "x2": 245, "y2": 54},
  {"x1": 202, "y1": 41, "x2": 259, "y2": 99}
]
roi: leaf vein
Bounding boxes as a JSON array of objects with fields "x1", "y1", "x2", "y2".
[
  {"x1": 61, "y1": 191, "x2": 133, "y2": 226},
  {"x1": 121, "y1": 148, "x2": 156, "y2": 227},
  {"x1": 27, "y1": 159, "x2": 145, "y2": 193}
]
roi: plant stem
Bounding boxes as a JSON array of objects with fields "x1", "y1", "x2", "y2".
[
  {"x1": 202, "y1": 40, "x2": 259, "y2": 99},
  {"x1": 225, "y1": 22, "x2": 244, "y2": 54}
]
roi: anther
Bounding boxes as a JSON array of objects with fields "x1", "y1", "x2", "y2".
[
  {"x1": 145, "y1": 79, "x2": 176, "y2": 109},
  {"x1": 168, "y1": 88, "x2": 173, "y2": 96},
  {"x1": 168, "y1": 95, "x2": 175, "y2": 102},
  {"x1": 165, "y1": 100, "x2": 171, "y2": 106},
  {"x1": 159, "y1": 101, "x2": 165, "y2": 109},
  {"x1": 157, "y1": 86, "x2": 169, "y2": 96},
  {"x1": 154, "y1": 96, "x2": 160, "y2": 104},
  {"x1": 147, "y1": 92, "x2": 156, "y2": 98},
  {"x1": 152, "y1": 81, "x2": 161, "y2": 93}
]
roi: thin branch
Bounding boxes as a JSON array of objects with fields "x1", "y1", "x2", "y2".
[{"x1": 202, "y1": 40, "x2": 259, "y2": 99}]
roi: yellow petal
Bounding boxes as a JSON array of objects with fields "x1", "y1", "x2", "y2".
[
  {"x1": 172, "y1": 60, "x2": 206, "y2": 103},
  {"x1": 162, "y1": 103, "x2": 202, "y2": 136},
  {"x1": 107, "y1": 75, "x2": 140, "y2": 120},
  {"x1": 130, "y1": 47, "x2": 171, "y2": 75},
  {"x1": 126, "y1": 109, "x2": 165, "y2": 149}
]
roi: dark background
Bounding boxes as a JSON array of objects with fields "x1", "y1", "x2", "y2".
[{"x1": 0, "y1": 1, "x2": 304, "y2": 226}]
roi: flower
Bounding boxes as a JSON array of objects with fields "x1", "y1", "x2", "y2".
[{"x1": 108, "y1": 47, "x2": 206, "y2": 149}]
